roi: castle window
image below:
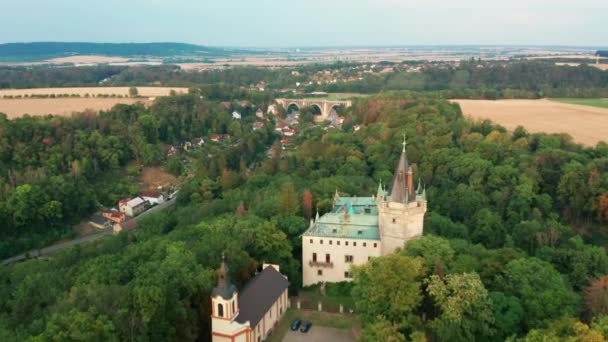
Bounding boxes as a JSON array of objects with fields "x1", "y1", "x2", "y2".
[
  {"x1": 310, "y1": 239, "x2": 313, "y2": 244},
  {"x1": 326, "y1": 254, "x2": 331, "y2": 263},
  {"x1": 353, "y1": 242, "x2": 357, "y2": 247},
  {"x1": 368, "y1": 256, "x2": 372, "y2": 261},
  {"x1": 374, "y1": 243, "x2": 377, "y2": 248},
  {"x1": 345, "y1": 241, "x2": 349, "y2": 246},
  {"x1": 363, "y1": 242, "x2": 367, "y2": 247},
  {"x1": 357, "y1": 230, "x2": 362, "y2": 235},
  {"x1": 313, "y1": 253, "x2": 317, "y2": 262},
  {"x1": 345, "y1": 255, "x2": 354, "y2": 263},
  {"x1": 392, "y1": 218, "x2": 396, "y2": 223},
  {"x1": 318, "y1": 269, "x2": 323, "y2": 276},
  {"x1": 337, "y1": 240, "x2": 340, "y2": 246},
  {"x1": 320, "y1": 240, "x2": 323, "y2": 244},
  {"x1": 329, "y1": 240, "x2": 333, "y2": 245},
  {"x1": 217, "y1": 303, "x2": 224, "y2": 318},
  {"x1": 344, "y1": 271, "x2": 353, "y2": 279},
  {"x1": 364, "y1": 208, "x2": 371, "y2": 214},
  {"x1": 332, "y1": 228, "x2": 337, "y2": 233},
  {"x1": 232, "y1": 301, "x2": 235, "y2": 314}
]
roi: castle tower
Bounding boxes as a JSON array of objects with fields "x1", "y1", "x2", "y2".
[
  {"x1": 377, "y1": 136, "x2": 427, "y2": 254},
  {"x1": 211, "y1": 254, "x2": 238, "y2": 323}
]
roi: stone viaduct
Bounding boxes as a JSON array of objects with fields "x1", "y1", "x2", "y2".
[{"x1": 275, "y1": 98, "x2": 352, "y2": 120}]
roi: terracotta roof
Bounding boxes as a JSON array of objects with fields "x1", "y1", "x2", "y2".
[{"x1": 235, "y1": 266, "x2": 289, "y2": 326}]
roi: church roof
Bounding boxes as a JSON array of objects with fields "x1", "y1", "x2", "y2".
[
  {"x1": 304, "y1": 196, "x2": 380, "y2": 240},
  {"x1": 235, "y1": 266, "x2": 289, "y2": 326}
]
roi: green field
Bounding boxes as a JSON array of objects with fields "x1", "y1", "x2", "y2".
[{"x1": 551, "y1": 98, "x2": 608, "y2": 109}]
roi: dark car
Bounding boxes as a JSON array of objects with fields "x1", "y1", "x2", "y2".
[
  {"x1": 290, "y1": 319, "x2": 302, "y2": 331},
  {"x1": 300, "y1": 321, "x2": 312, "y2": 333}
]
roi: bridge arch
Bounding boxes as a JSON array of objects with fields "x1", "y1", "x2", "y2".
[{"x1": 286, "y1": 103, "x2": 300, "y2": 113}]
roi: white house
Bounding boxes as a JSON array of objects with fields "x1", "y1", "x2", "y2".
[
  {"x1": 139, "y1": 191, "x2": 165, "y2": 205},
  {"x1": 118, "y1": 197, "x2": 147, "y2": 217},
  {"x1": 232, "y1": 111, "x2": 242, "y2": 120}
]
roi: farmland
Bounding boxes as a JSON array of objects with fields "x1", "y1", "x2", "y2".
[
  {"x1": 0, "y1": 86, "x2": 188, "y2": 118},
  {"x1": 551, "y1": 98, "x2": 608, "y2": 109},
  {"x1": 453, "y1": 99, "x2": 608, "y2": 146},
  {"x1": 0, "y1": 86, "x2": 188, "y2": 98}
]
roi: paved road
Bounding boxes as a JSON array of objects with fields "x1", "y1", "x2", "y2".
[{"x1": 1, "y1": 194, "x2": 177, "y2": 266}]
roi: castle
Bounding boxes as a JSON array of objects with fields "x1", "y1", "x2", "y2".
[{"x1": 302, "y1": 139, "x2": 427, "y2": 286}]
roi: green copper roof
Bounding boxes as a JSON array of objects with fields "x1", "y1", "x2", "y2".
[{"x1": 304, "y1": 196, "x2": 380, "y2": 240}]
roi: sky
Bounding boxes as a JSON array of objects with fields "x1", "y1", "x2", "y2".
[{"x1": 1, "y1": 0, "x2": 607, "y2": 47}]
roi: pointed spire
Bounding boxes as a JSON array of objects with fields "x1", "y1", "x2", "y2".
[
  {"x1": 402, "y1": 133, "x2": 407, "y2": 153},
  {"x1": 422, "y1": 184, "x2": 427, "y2": 200},
  {"x1": 309, "y1": 218, "x2": 314, "y2": 228},
  {"x1": 315, "y1": 210, "x2": 320, "y2": 221},
  {"x1": 334, "y1": 189, "x2": 340, "y2": 201},
  {"x1": 377, "y1": 180, "x2": 384, "y2": 198},
  {"x1": 390, "y1": 135, "x2": 410, "y2": 204},
  {"x1": 417, "y1": 178, "x2": 422, "y2": 194}
]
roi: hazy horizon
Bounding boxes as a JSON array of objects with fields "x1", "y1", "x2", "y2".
[{"x1": 1, "y1": 0, "x2": 607, "y2": 47}]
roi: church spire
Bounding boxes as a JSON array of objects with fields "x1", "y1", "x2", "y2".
[
  {"x1": 212, "y1": 253, "x2": 236, "y2": 299},
  {"x1": 377, "y1": 180, "x2": 384, "y2": 199},
  {"x1": 390, "y1": 134, "x2": 410, "y2": 204}
]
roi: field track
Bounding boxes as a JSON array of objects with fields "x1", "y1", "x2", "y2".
[{"x1": 453, "y1": 99, "x2": 608, "y2": 146}]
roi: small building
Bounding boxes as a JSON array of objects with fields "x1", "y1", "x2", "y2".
[
  {"x1": 211, "y1": 134, "x2": 222, "y2": 142},
  {"x1": 232, "y1": 111, "x2": 242, "y2": 120},
  {"x1": 282, "y1": 128, "x2": 296, "y2": 137},
  {"x1": 88, "y1": 214, "x2": 112, "y2": 230},
  {"x1": 101, "y1": 210, "x2": 127, "y2": 223},
  {"x1": 119, "y1": 197, "x2": 147, "y2": 217},
  {"x1": 211, "y1": 257, "x2": 289, "y2": 342},
  {"x1": 113, "y1": 219, "x2": 137, "y2": 234},
  {"x1": 164, "y1": 145, "x2": 177, "y2": 157},
  {"x1": 192, "y1": 137, "x2": 205, "y2": 147},
  {"x1": 253, "y1": 121, "x2": 264, "y2": 131},
  {"x1": 139, "y1": 191, "x2": 165, "y2": 205},
  {"x1": 256, "y1": 108, "x2": 264, "y2": 119}
]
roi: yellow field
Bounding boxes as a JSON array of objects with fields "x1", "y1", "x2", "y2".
[
  {"x1": 0, "y1": 98, "x2": 145, "y2": 118},
  {"x1": 0, "y1": 86, "x2": 188, "y2": 98},
  {"x1": 453, "y1": 99, "x2": 608, "y2": 146}
]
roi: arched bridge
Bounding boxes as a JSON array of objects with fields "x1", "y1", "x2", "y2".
[{"x1": 275, "y1": 98, "x2": 352, "y2": 120}]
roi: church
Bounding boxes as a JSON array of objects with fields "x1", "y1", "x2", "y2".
[
  {"x1": 302, "y1": 139, "x2": 427, "y2": 286},
  {"x1": 211, "y1": 257, "x2": 290, "y2": 342}
]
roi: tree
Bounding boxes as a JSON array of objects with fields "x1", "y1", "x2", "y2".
[
  {"x1": 302, "y1": 189, "x2": 313, "y2": 220},
  {"x1": 426, "y1": 272, "x2": 495, "y2": 341},
  {"x1": 359, "y1": 318, "x2": 405, "y2": 342},
  {"x1": 33, "y1": 309, "x2": 118, "y2": 342},
  {"x1": 489, "y1": 291, "x2": 524, "y2": 340},
  {"x1": 403, "y1": 235, "x2": 454, "y2": 275},
  {"x1": 278, "y1": 182, "x2": 299, "y2": 216},
  {"x1": 352, "y1": 254, "x2": 424, "y2": 329},
  {"x1": 518, "y1": 317, "x2": 604, "y2": 342},
  {"x1": 129, "y1": 87, "x2": 139, "y2": 97},
  {"x1": 502, "y1": 257, "x2": 579, "y2": 329},
  {"x1": 585, "y1": 277, "x2": 608, "y2": 319}
]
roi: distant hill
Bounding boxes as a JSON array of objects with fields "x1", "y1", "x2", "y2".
[
  {"x1": 0, "y1": 42, "x2": 247, "y2": 62},
  {"x1": 597, "y1": 50, "x2": 608, "y2": 57}
]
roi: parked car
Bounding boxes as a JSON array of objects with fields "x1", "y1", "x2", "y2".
[
  {"x1": 290, "y1": 319, "x2": 302, "y2": 331},
  {"x1": 300, "y1": 321, "x2": 312, "y2": 333}
]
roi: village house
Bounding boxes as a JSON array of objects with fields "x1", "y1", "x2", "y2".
[
  {"x1": 256, "y1": 108, "x2": 264, "y2": 119},
  {"x1": 302, "y1": 139, "x2": 427, "y2": 286},
  {"x1": 119, "y1": 197, "x2": 147, "y2": 217},
  {"x1": 211, "y1": 257, "x2": 289, "y2": 342},
  {"x1": 253, "y1": 121, "x2": 265, "y2": 130},
  {"x1": 139, "y1": 191, "x2": 165, "y2": 205},
  {"x1": 113, "y1": 218, "x2": 137, "y2": 234},
  {"x1": 88, "y1": 214, "x2": 112, "y2": 230},
  {"x1": 282, "y1": 128, "x2": 296, "y2": 137},
  {"x1": 192, "y1": 137, "x2": 205, "y2": 147},
  {"x1": 232, "y1": 111, "x2": 242, "y2": 120},
  {"x1": 164, "y1": 145, "x2": 177, "y2": 157},
  {"x1": 101, "y1": 210, "x2": 127, "y2": 223}
]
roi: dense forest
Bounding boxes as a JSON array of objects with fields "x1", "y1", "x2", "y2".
[
  {"x1": 1, "y1": 92, "x2": 608, "y2": 341},
  {"x1": 0, "y1": 92, "x2": 275, "y2": 258},
  {"x1": 2, "y1": 60, "x2": 608, "y2": 99}
]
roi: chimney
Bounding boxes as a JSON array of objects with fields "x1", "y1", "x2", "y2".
[{"x1": 407, "y1": 166, "x2": 413, "y2": 202}]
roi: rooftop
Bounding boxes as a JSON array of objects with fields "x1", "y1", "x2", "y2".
[
  {"x1": 235, "y1": 266, "x2": 289, "y2": 326},
  {"x1": 303, "y1": 196, "x2": 380, "y2": 240}
]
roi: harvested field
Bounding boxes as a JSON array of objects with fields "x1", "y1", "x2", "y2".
[
  {"x1": 45, "y1": 55, "x2": 131, "y2": 64},
  {"x1": 453, "y1": 99, "x2": 608, "y2": 146},
  {"x1": 0, "y1": 98, "x2": 143, "y2": 118},
  {"x1": 0, "y1": 86, "x2": 188, "y2": 98}
]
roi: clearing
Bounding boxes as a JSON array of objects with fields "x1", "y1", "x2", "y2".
[
  {"x1": 268, "y1": 309, "x2": 358, "y2": 342},
  {"x1": 141, "y1": 166, "x2": 178, "y2": 192},
  {"x1": 453, "y1": 99, "x2": 608, "y2": 146}
]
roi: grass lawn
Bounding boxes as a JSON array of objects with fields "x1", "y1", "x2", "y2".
[
  {"x1": 267, "y1": 308, "x2": 358, "y2": 342},
  {"x1": 551, "y1": 98, "x2": 608, "y2": 109}
]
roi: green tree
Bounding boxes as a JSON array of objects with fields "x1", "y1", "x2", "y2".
[
  {"x1": 359, "y1": 317, "x2": 405, "y2": 342},
  {"x1": 278, "y1": 181, "x2": 299, "y2": 216},
  {"x1": 353, "y1": 254, "x2": 424, "y2": 329}
]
